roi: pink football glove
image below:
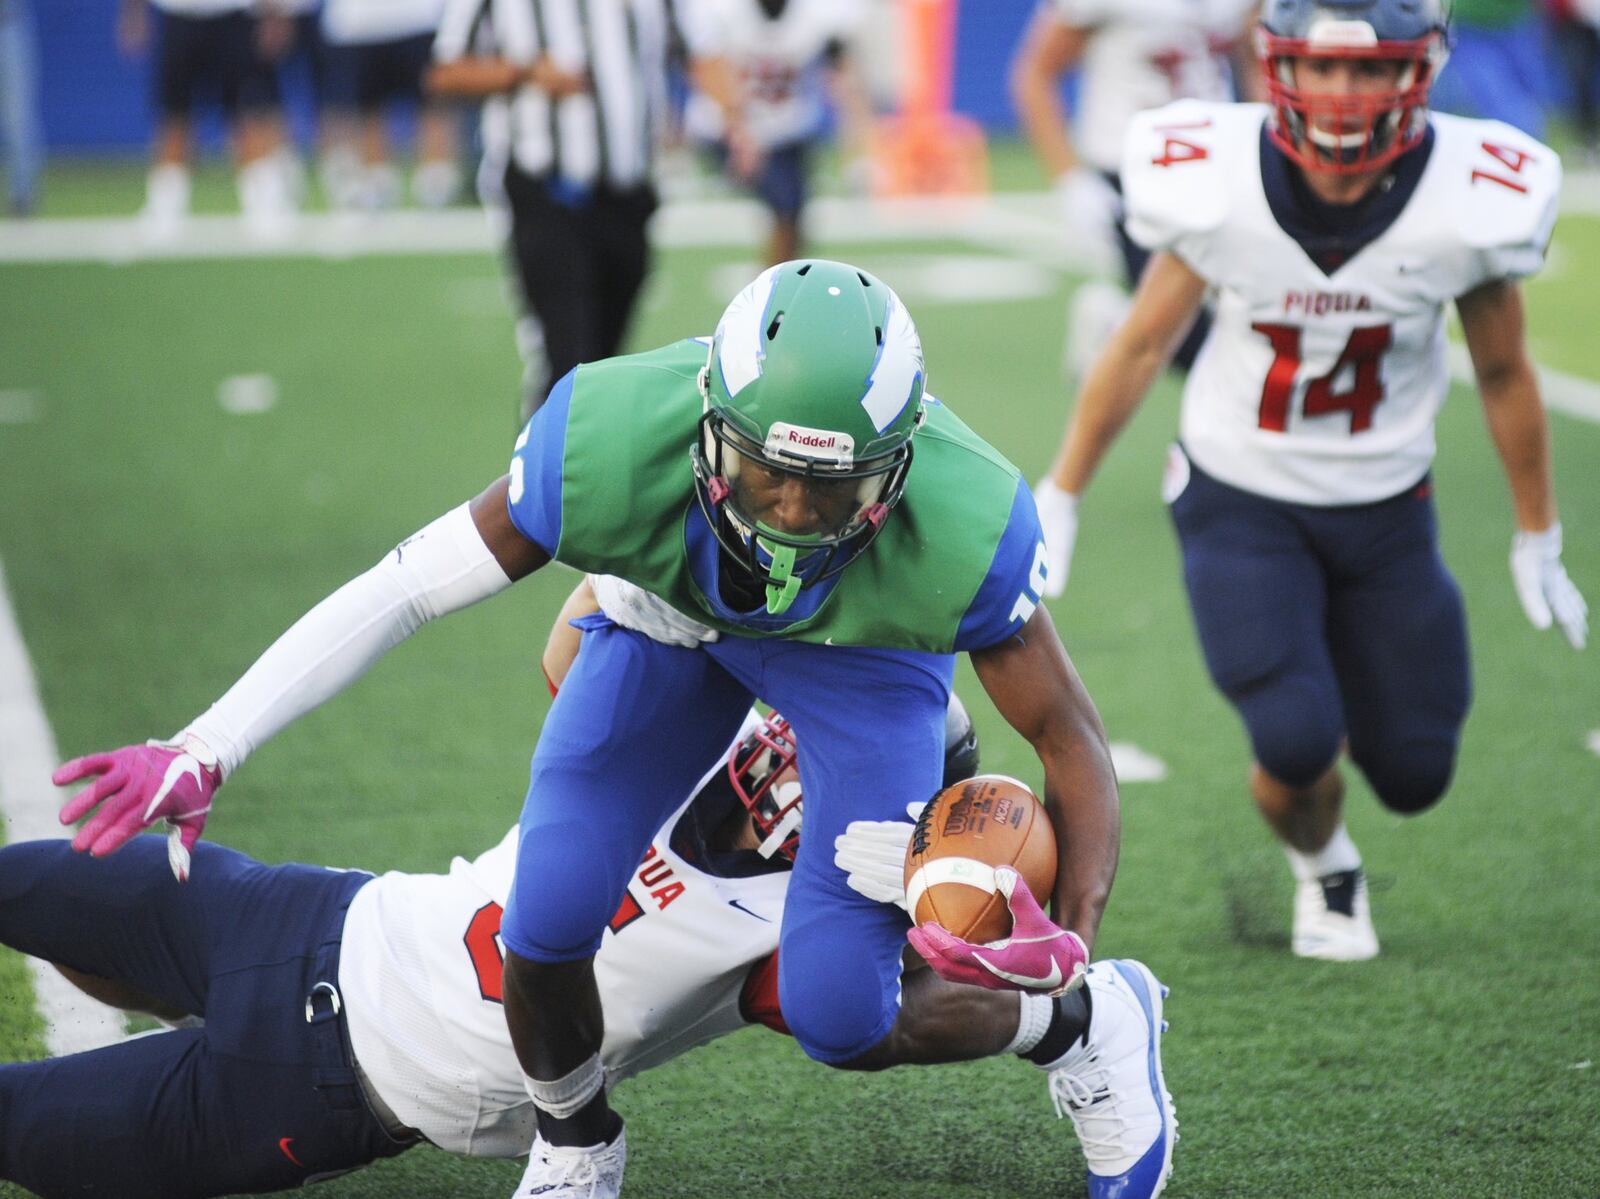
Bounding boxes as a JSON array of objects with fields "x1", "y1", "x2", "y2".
[
  {"x1": 907, "y1": 867, "x2": 1088, "y2": 996},
  {"x1": 53, "y1": 739, "x2": 221, "y2": 882}
]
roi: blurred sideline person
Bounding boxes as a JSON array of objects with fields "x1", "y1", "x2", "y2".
[
  {"x1": 683, "y1": 0, "x2": 873, "y2": 265},
  {"x1": 1011, "y1": 0, "x2": 1257, "y2": 380},
  {"x1": 320, "y1": 0, "x2": 461, "y2": 209},
  {"x1": 1034, "y1": 0, "x2": 1587, "y2": 961},
  {"x1": 257, "y1": 0, "x2": 323, "y2": 211},
  {"x1": 0, "y1": 0, "x2": 42, "y2": 216},
  {"x1": 1543, "y1": 0, "x2": 1600, "y2": 163},
  {"x1": 427, "y1": 0, "x2": 750, "y2": 422},
  {"x1": 4, "y1": 581, "x2": 1160, "y2": 1199},
  {"x1": 121, "y1": 0, "x2": 298, "y2": 238}
]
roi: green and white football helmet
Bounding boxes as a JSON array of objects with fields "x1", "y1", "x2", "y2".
[{"x1": 691, "y1": 260, "x2": 926, "y2": 615}]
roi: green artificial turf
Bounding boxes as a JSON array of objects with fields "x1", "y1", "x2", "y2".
[{"x1": 1, "y1": 166, "x2": 1595, "y2": 1197}]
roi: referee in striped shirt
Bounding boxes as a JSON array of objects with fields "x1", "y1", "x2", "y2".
[{"x1": 431, "y1": 0, "x2": 750, "y2": 421}]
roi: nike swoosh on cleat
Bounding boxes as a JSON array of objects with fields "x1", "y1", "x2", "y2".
[
  {"x1": 278, "y1": 1137, "x2": 303, "y2": 1167},
  {"x1": 727, "y1": 899, "x2": 771, "y2": 923},
  {"x1": 976, "y1": 956, "x2": 1062, "y2": 990},
  {"x1": 144, "y1": 755, "x2": 202, "y2": 822}
]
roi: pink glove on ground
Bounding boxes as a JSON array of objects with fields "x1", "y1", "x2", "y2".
[
  {"x1": 54, "y1": 740, "x2": 221, "y2": 882},
  {"x1": 907, "y1": 866, "x2": 1088, "y2": 996}
]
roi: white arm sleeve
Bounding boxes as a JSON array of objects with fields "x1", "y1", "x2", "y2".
[{"x1": 183, "y1": 503, "x2": 513, "y2": 778}]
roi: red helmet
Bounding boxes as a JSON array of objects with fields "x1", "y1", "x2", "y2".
[
  {"x1": 728, "y1": 696, "x2": 983, "y2": 862},
  {"x1": 728, "y1": 714, "x2": 802, "y2": 861},
  {"x1": 1258, "y1": 0, "x2": 1448, "y2": 175}
]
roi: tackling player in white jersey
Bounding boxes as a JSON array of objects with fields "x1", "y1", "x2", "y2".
[
  {"x1": 5, "y1": 582, "x2": 1177, "y2": 1199},
  {"x1": 683, "y1": 0, "x2": 871, "y2": 266},
  {"x1": 1012, "y1": 0, "x2": 1257, "y2": 374},
  {"x1": 1032, "y1": 0, "x2": 1587, "y2": 962}
]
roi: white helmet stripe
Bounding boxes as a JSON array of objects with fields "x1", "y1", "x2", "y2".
[
  {"x1": 716, "y1": 265, "x2": 781, "y2": 397},
  {"x1": 860, "y1": 292, "x2": 924, "y2": 434}
]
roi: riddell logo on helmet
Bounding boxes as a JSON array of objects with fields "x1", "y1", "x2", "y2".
[
  {"x1": 789, "y1": 431, "x2": 837, "y2": 448},
  {"x1": 766, "y1": 422, "x2": 855, "y2": 465}
]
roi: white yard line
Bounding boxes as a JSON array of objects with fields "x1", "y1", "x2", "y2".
[
  {"x1": 4, "y1": 166, "x2": 1599, "y2": 263},
  {"x1": 1109, "y1": 742, "x2": 1169, "y2": 784},
  {"x1": 0, "y1": 558, "x2": 129, "y2": 1055},
  {"x1": 218, "y1": 373, "x2": 279, "y2": 414},
  {"x1": 1446, "y1": 343, "x2": 1600, "y2": 425},
  {"x1": 11, "y1": 193, "x2": 1596, "y2": 426},
  {"x1": 0, "y1": 194, "x2": 1005, "y2": 264}
]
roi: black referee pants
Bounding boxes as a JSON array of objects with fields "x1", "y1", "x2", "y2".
[{"x1": 504, "y1": 166, "x2": 658, "y2": 419}]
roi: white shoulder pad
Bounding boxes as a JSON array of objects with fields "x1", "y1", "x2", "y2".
[
  {"x1": 1120, "y1": 100, "x2": 1258, "y2": 256},
  {"x1": 1432, "y1": 114, "x2": 1561, "y2": 280}
]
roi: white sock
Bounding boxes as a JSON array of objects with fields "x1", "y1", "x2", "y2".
[
  {"x1": 1003, "y1": 991, "x2": 1054, "y2": 1056},
  {"x1": 320, "y1": 145, "x2": 363, "y2": 209},
  {"x1": 144, "y1": 164, "x2": 191, "y2": 217},
  {"x1": 1285, "y1": 824, "x2": 1362, "y2": 882},
  {"x1": 362, "y1": 162, "x2": 402, "y2": 210},
  {"x1": 238, "y1": 158, "x2": 291, "y2": 215},
  {"x1": 412, "y1": 159, "x2": 462, "y2": 208}
]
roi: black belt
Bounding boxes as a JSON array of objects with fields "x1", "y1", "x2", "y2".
[{"x1": 304, "y1": 938, "x2": 423, "y2": 1145}]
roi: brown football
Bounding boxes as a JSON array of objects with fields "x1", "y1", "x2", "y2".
[{"x1": 903, "y1": 774, "x2": 1057, "y2": 944}]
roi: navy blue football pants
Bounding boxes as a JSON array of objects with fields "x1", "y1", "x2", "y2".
[
  {"x1": 1168, "y1": 453, "x2": 1471, "y2": 814},
  {"x1": 0, "y1": 838, "x2": 410, "y2": 1199},
  {"x1": 501, "y1": 611, "x2": 952, "y2": 1065}
]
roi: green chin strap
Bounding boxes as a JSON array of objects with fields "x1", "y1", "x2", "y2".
[{"x1": 760, "y1": 539, "x2": 803, "y2": 615}]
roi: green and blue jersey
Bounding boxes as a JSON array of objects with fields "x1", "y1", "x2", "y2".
[{"x1": 506, "y1": 338, "x2": 1047, "y2": 654}]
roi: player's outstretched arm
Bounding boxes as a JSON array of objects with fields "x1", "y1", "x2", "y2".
[
  {"x1": 1035, "y1": 251, "x2": 1207, "y2": 596},
  {"x1": 1009, "y1": 6, "x2": 1088, "y2": 183},
  {"x1": 1458, "y1": 279, "x2": 1588, "y2": 649},
  {"x1": 426, "y1": 56, "x2": 536, "y2": 99},
  {"x1": 904, "y1": 607, "x2": 1113, "y2": 995},
  {"x1": 969, "y1": 605, "x2": 1120, "y2": 954},
  {"x1": 55, "y1": 477, "x2": 550, "y2": 878},
  {"x1": 1008, "y1": 8, "x2": 1122, "y2": 277}
]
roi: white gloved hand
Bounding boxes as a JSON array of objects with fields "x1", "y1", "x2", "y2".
[
  {"x1": 1055, "y1": 167, "x2": 1122, "y2": 277},
  {"x1": 590, "y1": 573, "x2": 719, "y2": 647},
  {"x1": 1031, "y1": 478, "x2": 1079, "y2": 599},
  {"x1": 833, "y1": 801, "x2": 924, "y2": 909},
  {"x1": 1510, "y1": 524, "x2": 1588, "y2": 649}
]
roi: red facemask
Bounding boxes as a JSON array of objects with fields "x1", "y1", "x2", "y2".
[{"x1": 1259, "y1": 26, "x2": 1444, "y2": 176}]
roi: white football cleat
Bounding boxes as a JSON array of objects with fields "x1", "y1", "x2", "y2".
[
  {"x1": 1292, "y1": 868, "x2": 1379, "y2": 962},
  {"x1": 515, "y1": 1127, "x2": 626, "y2": 1199},
  {"x1": 1046, "y1": 959, "x2": 1176, "y2": 1199}
]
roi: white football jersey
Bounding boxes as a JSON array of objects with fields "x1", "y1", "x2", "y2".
[
  {"x1": 683, "y1": 0, "x2": 861, "y2": 148},
  {"x1": 339, "y1": 712, "x2": 788, "y2": 1156},
  {"x1": 322, "y1": 0, "x2": 445, "y2": 45},
  {"x1": 1121, "y1": 100, "x2": 1560, "y2": 505},
  {"x1": 1049, "y1": 0, "x2": 1254, "y2": 173}
]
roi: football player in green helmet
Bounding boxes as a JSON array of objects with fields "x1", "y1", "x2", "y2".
[
  {"x1": 692, "y1": 260, "x2": 926, "y2": 613},
  {"x1": 55, "y1": 259, "x2": 1170, "y2": 1199}
]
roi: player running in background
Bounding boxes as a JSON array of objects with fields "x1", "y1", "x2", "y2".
[
  {"x1": 682, "y1": 0, "x2": 874, "y2": 265},
  {"x1": 9, "y1": 587, "x2": 1161, "y2": 1199},
  {"x1": 121, "y1": 0, "x2": 298, "y2": 239},
  {"x1": 50, "y1": 260, "x2": 1176, "y2": 1199},
  {"x1": 1032, "y1": 0, "x2": 1587, "y2": 962},
  {"x1": 1011, "y1": 0, "x2": 1257, "y2": 380}
]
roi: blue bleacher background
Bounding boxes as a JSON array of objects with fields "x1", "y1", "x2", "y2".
[{"x1": 40, "y1": 0, "x2": 1035, "y2": 152}]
